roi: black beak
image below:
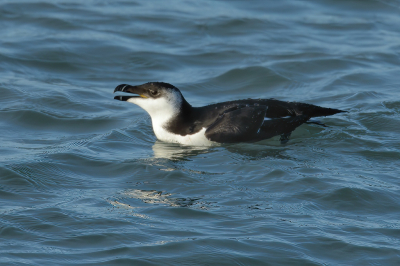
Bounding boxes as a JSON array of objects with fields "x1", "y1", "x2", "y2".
[
  {"x1": 114, "y1": 84, "x2": 143, "y2": 101},
  {"x1": 114, "y1": 95, "x2": 135, "y2": 101},
  {"x1": 114, "y1": 84, "x2": 132, "y2": 93}
]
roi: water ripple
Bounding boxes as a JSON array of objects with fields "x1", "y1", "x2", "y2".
[{"x1": 1, "y1": 0, "x2": 400, "y2": 265}]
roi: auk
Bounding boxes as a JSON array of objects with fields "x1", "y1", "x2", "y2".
[{"x1": 114, "y1": 82, "x2": 345, "y2": 146}]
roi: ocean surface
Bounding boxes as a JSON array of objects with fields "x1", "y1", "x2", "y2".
[{"x1": 1, "y1": 0, "x2": 400, "y2": 265}]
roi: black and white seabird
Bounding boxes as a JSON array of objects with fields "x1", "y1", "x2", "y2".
[{"x1": 114, "y1": 82, "x2": 345, "y2": 146}]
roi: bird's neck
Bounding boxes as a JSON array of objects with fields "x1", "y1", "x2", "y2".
[{"x1": 148, "y1": 96, "x2": 192, "y2": 127}]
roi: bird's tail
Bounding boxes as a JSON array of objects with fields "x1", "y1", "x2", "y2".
[
  {"x1": 294, "y1": 102, "x2": 346, "y2": 117},
  {"x1": 264, "y1": 99, "x2": 346, "y2": 118}
]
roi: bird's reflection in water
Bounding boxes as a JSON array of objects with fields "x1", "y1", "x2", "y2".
[
  {"x1": 111, "y1": 189, "x2": 200, "y2": 208},
  {"x1": 109, "y1": 141, "x2": 295, "y2": 213},
  {"x1": 151, "y1": 138, "x2": 294, "y2": 162},
  {"x1": 224, "y1": 140, "x2": 292, "y2": 160},
  {"x1": 151, "y1": 140, "x2": 213, "y2": 161}
]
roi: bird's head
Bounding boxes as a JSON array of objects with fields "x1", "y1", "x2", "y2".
[{"x1": 114, "y1": 82, "x2": 185, "y2": 122}]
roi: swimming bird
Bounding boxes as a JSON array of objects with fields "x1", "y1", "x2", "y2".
[{"x1": 114, "y1": 82, "x2": 345, "y2": 146}]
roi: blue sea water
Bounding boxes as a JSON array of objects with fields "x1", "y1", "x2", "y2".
[{"x1": 1, "y1": 0, "x2": 400, "y2": 265}]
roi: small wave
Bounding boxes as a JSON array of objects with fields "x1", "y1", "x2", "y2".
[{"x1": 0, "y1": 109, "x2": 120, "y2": 134}]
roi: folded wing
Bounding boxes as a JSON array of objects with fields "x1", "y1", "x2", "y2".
[
  {"x1": 205, "y1": 105, "x2": 267, "y2": 143},
  {"x1": 257, "y1": 115, "x2": 310, "y2": 140}
]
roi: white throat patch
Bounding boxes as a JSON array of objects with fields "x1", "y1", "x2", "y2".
[
  {"x1": 127, "y1": 90, "x2": 214, "y2": 146},
  {"x1": 127, "y1": 89, "x2": 182, "y2": 126}
]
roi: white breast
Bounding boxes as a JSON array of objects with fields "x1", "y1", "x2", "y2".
[
  {"x1": 152, "y1": 125, "x2": 215, "y2": 146},
  {"x1": 127, "y1": 91, "x2": 215, "y2": 146}
]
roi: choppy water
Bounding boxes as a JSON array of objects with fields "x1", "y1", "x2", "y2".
[{"x1": 1, "y1": 0, "x2": 400, "y2": 265}]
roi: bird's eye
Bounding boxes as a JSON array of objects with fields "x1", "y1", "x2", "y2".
[{"x1": 150, "y1": 90, "x2": 158, "y2": 96}]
